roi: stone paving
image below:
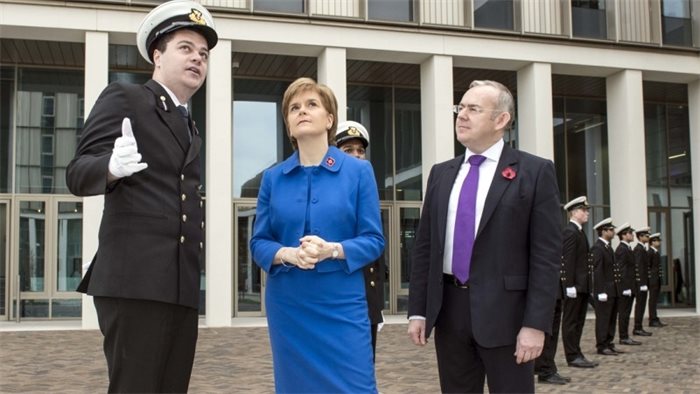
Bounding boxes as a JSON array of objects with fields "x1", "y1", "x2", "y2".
[{"x1": 1, "y1": 315, "x2": 698, "y2": 393}]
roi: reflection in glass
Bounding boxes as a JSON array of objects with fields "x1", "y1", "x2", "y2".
[
  {"x1": 255, "y1": 0, "x2": 304, "y2": 13},
  {"x1": 51, "y1": 299, "x2": 81, "y2": 318},
  {"x1": 16, "y1": 69, "x2": 83, "y2": 194},
  {"x1": 237, "y1": 205, "x2": 261, "y2": 313},
  {"x1": 57, "y1": 202, "x2": 82, "y2": 292},
  {"x1": 398, "y1": 207, "x2": 420, "y2": 312},
  {"x1": 474, "y1": 0, "x2": 514, "y2": 30},
  {"x1": 394, "y1": 89, "x2": 422, "y2": 201},
  {"x1": 571, "y1": 0, "x2": 608, "y2": 39},
  {"x1": 368, "y1": 0, "x2": 413, "y2": 22},
  {"x1": 648, "y1": 210, "x2": 670, "y2": 306},
  {"x1": 662, "y1": 0, "x2": 693, "y2": 46},
  {"x1": 19, "y1": 299, "x2": 48, "y2": 318},
  {"x1": 19, "y1": 201, "x2": 45, "y2": 292},
  {"x1": 645, "y1": 103, "x2": 669, "y2": 207},
  {"x1": 0, "y1": 67, "x2": 13, "y2": 193},
  {"x1": 380, "y1": 208, "x2": 390, "y2": 310},
  {"x1": 0, "y1": 203, "x2": 6, "y2": 316},
  {"x1": 667, "y1": 105, "x2": 691, "y2": 207}
]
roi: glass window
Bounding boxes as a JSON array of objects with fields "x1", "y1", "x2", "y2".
[
  {"x1": 255, "y1": 0, "x2": 304, "y2": 14},
  {"x1": 56, "y1": 201, "x2": 82, "y2": 292},
  {"x1": 19, "y1": 200, "x2": 45, "y2": 292},
  {"x1": 662, "y1": 0, "x2": 693, "y2": 46},
  {"x1": 553, "y1": 97, "x2": 609, "y2": 207},
  {"x1": 0, "y1": 203, "x2": 7, "y2": 316},
  {"x1": 394, "y1": 88, "x2": 422, "y2": 201},
  {"x1": 0, "y1": 67, "x2": 13, "y2": 193},
  {"x1": 571, "y1": 0, "x2": 608, "y2": 39},
  {"x1": 16, "y1": 69, "x2": 84, "y2": 194},
  {"x1": 236, "y1": 204, "x2": 261, "y2": 313},
  {"x1": 645, "y1": 103, "x2": 669, "y2": 207},
  {"x1": 397, "y1": 206, "x2": 420, "y2": 312},
  {"x1": 368, "y1": 0, "x2": 413, "y2": 22},
  {"x1": 474, "y1": 0, "x2": 514, "y2": 30}
]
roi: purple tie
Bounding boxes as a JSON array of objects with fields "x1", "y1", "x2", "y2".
[{"x1": 452, "y1": 154, "x2": 486, "y2": 284}]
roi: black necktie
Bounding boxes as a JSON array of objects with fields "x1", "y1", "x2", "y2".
[{"x1": 177, "y1": 105, "x2": 192, "y2": 143}]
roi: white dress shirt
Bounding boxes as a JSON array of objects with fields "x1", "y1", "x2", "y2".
[
  {"x1": 155, "y1": 80, "x2": 188, "y2": 111},
  {"x1": 443, "y1": 139, "x2": 504, "y2": 275},
  {"x1": 570, "y1": 220, "x2": 582, "y2": 231}
]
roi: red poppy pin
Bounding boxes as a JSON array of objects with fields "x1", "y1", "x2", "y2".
[
  {"x1": 325, "y1": 157, "x2": 336, "y2": 167},
  {"x1": 501, "y1": 166, "x2": 516, "y2": 180}
]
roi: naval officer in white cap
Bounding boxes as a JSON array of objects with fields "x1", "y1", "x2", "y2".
[{"x1": 66, "y1": 1, "x2": 217, "y2": 391}]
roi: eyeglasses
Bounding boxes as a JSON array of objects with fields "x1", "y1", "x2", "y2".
[{"x1": 453, "y1": 104, "x2": 500, "y2": 116}]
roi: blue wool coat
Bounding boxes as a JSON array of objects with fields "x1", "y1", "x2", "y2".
[{"x1": 251, "y1": 146, "x2": 384, "y2": 393}]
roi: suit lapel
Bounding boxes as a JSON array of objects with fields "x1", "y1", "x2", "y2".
[
  {"x1": 436, "y1": 156, "x2": 464, "y2": 251},
  {"x1": 145, "y1": 80, "x2": 190, "y2": 153},
  {"x1": 476, "y1": 144, "x2": 519, "y2": 237}
]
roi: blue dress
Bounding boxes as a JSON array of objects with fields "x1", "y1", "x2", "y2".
[{"x1": 250, "y1": 146, "x2": 385, "y2": 393}]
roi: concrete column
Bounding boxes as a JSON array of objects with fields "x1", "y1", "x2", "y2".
[
  {"x1": 606, "y1": 70, "x2": 647, "y2": 229},
  {"x1": 420, "y1": 55, "x2": 454, "y2": 192},
  {"x1": 688, "y1": 79, "x2": 700, "y2": 314},
  {"x1": 205, "y1": 39, "x2": 233, "y2": 327},
  {"x1": 516, "y1": 63, "x2": 554, "y2": 160},
  {"x1": 81, "y1": 31, "x2": 109, "y2": 330},
  {"x1": 317, "y1": 47, "x2": 347, "y2": 123}
]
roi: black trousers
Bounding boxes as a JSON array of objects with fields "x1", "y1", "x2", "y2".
[
  {"x1": 594, "y1": 296, "x2": 618, "y2": 350},
  {"x1": 648, "y1": 286, "x2": 660, "y2": 321},
  {"x1": 434, "y1": 283, "x2": 534, "y2": 394},
  {"x1": 617, "y1": 294, "x2": 635, "y2": 339},
  {"x1": 94, "y1": 297, "x2": 199, "y2": 393},
  {"x1": 535, "y1": 298, "x2": 562, "y2": 377},
  {"x1": 370, "y1": 323, "x2": 378, "y2": 363},
  {"x1": 561, "y1": 293, "x2": 589, "y2": 362},
  {"x1": 634, "y1": 290, "x2": 649, "y2": 330}
]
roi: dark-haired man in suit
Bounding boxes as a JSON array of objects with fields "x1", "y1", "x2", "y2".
[
  {"x1": 66, "y1": 1, "x2": 217, "y2": 391},
  {"x1": 407, "y1": 80, "x2": 561, "y2": 393}
]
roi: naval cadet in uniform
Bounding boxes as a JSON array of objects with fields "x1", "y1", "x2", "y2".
[
  {"x1": 335, "y1": 120, "x2": 386, "y2": 361},
  {"x1": 633, "y1": 227, "x2": 654, "y2": 336},
  {"x1": 648, "y1": 233, "x2": 667, "y2": 327},
  {"x1": 66, "y1": 1, "x2": 217, "y2": 391},
  {"x1": 615, "y1": 223, "x2": 642, "y2": 346}
]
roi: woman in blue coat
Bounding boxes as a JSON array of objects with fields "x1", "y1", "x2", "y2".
[{"x1": 250, "y1": 77, "x2": 385, "y2": 393}]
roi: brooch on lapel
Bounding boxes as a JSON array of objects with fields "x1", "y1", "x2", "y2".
[
  {"x1": 501, "y1": 166, "x2": 516, "y2": 180},
  {"x1": 325, "y1": 157, "x2": 336, "y2": 167}
]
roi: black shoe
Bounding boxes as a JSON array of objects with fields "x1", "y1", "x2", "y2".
[
  {"x1": 538, "y1": 373, "x2": 569, "y2": 385},
  {"x1": 619, "y1": 338, "x2": 642, "y2": 345},
  {"x1": 597, "y1": 348, "x2": 617, "y2": 356},
  {"x1": 609, "y1": 346, "x2": 625, "y2": 354},
  {"x1": 568, "y1": 357, "x2": 597, "y2": 367},
  {"x1": 633, "y1": 329, "x2": 653, "y2": 336},
  {"x1": 583, "y1": 357, "x2": 600, "y2": 367},
  {"x1": 649, "y1": 320, "x2": 667, "y2": 327}
]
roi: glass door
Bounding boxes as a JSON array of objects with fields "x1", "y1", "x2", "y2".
[
  {"x1": 0, "y1": 200, "x2": 8, "y2": 319},
  {"x1": 234, "y1": 203, "x2": 264, "y2": 316},
  {"x1": 392, "y1": 203, "x2": 421, "y2": 314}
]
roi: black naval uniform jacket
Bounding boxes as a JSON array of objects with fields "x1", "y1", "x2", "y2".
[
  {"x1": 615, "y1": 242, "x2": 635, "y2": 292},
  {"x1": 364, "y1": 260, "x2": 385, "y2": 325},
  {"x1": 67, "y1": 80, "x2": 204, "y2": 310},
  {"x1": 648, "y1": 248, "x2": 662, "y2": 289},
  {"x1": 633, "y1": 243, "x2": 650, "y2": 293},
  {"x1": 592, "y1": 239, "x2": 622, "y2": 298},
  {"x1": 561, "y1": 222, "x2": 592, "y2": 294}
]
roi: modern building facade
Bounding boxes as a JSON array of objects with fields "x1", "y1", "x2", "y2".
[{"x1": 0, "y1": 0, "x2": 698, "y2": 328}]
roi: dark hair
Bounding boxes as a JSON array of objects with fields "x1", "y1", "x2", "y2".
[
  {"x1": 151, "y1": 31, "x2": 177, "y2": 62},
  {"x1": 281, "y1": 77, "x2": 338, "y2": 150}
]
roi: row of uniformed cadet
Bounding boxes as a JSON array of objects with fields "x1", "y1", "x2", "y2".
[{"x1": 536, "y1": 196, "x2": 667, "y2": 385}]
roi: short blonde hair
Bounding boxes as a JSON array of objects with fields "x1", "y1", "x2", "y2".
[
  {"x1": 469, "y1": 80, "x2": 515, "y2": 130},
  {"x1": 281, "y1": 77, "x2": 338, "y2": 150}
]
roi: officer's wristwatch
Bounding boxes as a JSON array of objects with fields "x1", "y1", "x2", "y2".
[{"x1": 331, "y1": 243, "x2": 339, "y2": 259}]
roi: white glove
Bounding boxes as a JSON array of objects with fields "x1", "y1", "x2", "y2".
[
  {"x1": 597, "y1": 293, "x2": 608, "y2": 302},
  {"x1": 640, "y1": 285, "x2": 648, "y2": 292},
  {"x1": 108, "y1": 118, "x2": 148, "y2": 178},
  {"x1": 565, "y1": 287, "x2": 577, "y2": 298},
  {"x1": 623, "y1": 289, "x2": 632, "y2": 296}
]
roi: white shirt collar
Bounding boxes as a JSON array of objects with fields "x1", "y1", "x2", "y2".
[
  {"x1": 464, "y1": 139, "x2": 504, "y2": 165},
  {"x1": 570, "y1": 220, "x2": 582, "y2": 231},
  {"x1": 621, "y1": 240, "x2": 631, "y2": 247},
  {"x1": 155, "y1": 80, "x2": 186, "y2": 109},
  {"x1": 651, "y1": 246, "x2": 658, "y2": 252},
  {"x1": 598, "y1": 237, "x2": 609, "y2": 246}
]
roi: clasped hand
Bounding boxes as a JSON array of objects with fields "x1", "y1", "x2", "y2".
[{"x1": 282, "y1": 236, "x2": 334, "y2": 269}]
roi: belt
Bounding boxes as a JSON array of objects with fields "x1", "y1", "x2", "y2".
[{"x1": 444, "y1": 273, "x2": 470, "y2": 288}]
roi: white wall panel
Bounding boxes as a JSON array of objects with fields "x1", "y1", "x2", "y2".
[{"x1": 421, "y1": 0, "x2": 464, "y2": 26}]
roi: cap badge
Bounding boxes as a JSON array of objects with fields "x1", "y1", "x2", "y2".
[
  {"x1": 189, "y1": 9, "x2": 207, "y2": 26},
  {"x1": 348, "y1": 127, "x2": 361, "y2": 137},
  {"x1": 325, "y1": 157, "x2": 335, "y2": 167},
  {"x1": 501, "y1": 166, "x2": 516, "y2": 180}
]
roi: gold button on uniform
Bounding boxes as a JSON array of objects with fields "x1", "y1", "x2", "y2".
[
  {"x1": 199, "y1": 242, "x2": 203, "y2": 250},
  {"x1": 181, "y1": 193, "x2": 186, "y2": 201},
  {"x1": 180, "y1": 174, "x2": 185, "y2": 181},
  {"x1": 201, "y1": 221, "x2": 204, "y2": 229},
  {"x1": 200, "y1": 200, "x2": 203, "y2": 208},
  {"x1": 370, "y1": 281, "x2": 375, "y2": 287},
  {"x1": 180, "y1": 236, "x2": 185, "y2": 243},
  {"x1": 182, "y1": 214, "x2": 187, "y2": 222},
  {"x1": 369, "y1": 267, "x2": 374, "y2": 273}
]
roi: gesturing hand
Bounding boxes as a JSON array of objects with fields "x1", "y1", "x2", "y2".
[{"x1": 108, "y1": 117, "x2": 148, "y2": 178}]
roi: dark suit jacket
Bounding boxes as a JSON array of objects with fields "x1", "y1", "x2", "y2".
[
  {"x1": 66, "y1": 80, "x2": 204, "y2": 309},
  {"x1": 592, "y1": 239, "x2": 621, "y2": 297},
  {"x1": 633, "y1": 243, "x2": 650, "y2": 290},
  {"x1": 561, "y1": 222, "x2": 591, "y2": 294},
  {"x1": 615, "y1": 243, "x2": 635, "y2": 292},
  {"x1": 648, "y1": 248, "x2": 662, "y2": 288},
  {"x1": 408, "y1": 144, "x2": 561, "y2": 348}
]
